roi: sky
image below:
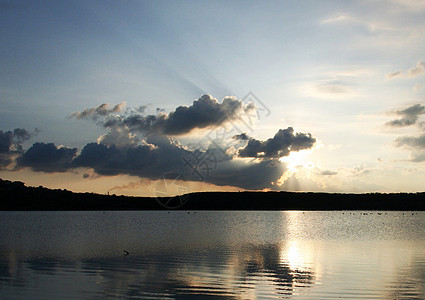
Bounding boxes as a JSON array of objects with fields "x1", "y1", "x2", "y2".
[{"x1": 1, "y1": 0, "x2": 425, "y2": 196}]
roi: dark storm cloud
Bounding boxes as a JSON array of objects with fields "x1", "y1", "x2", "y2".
[
  {"x1": 17, "y1": 142, "x2": 77, "y2": 172},
  {"x1": 83, "y1": 95, "x2": 256, "y2": 136},
  {"x1": 0, "y1": 131, "x2": 14, "y2": 155},
  {"x1": 233, "y1": 133, "x2": 250, "y2": 140},
  {"x1": 386, "y1": 104, "x2": 425, "y2": 127},
  {"x1": 0, "y1": 128, "x2": 32, "y2": 153},
  {"x1": 13, "y1": 131, "x2": 287, "y2": 190},
  {"x1": 162, "y1": 94, "x2": 238, "y2": 135},
  {"x1": 237, "y1": 127, "x2": 316, "y2": 158},
  {"x1": 162, "y1": 95, "x2": 255, "y2": 135},
  {"x1": 69, "y1": 134, "x2": 280, "y2": 189},
  {"x1": 12, "y1": 128, "x2": 33, "y2": 141},
  {"x1": 55, "y1": 125, "x2": 310, "y2": 189},
  {"x1": 70, "y1": 138, "x2": 284, "y2": 189},
  {"x1": 0, "y1": 128, "x2": 35, "y2": 169},
  {"x1": 0, "y1": 132, "x2": 15, "y2": 168},
  {"x1": 207, "y1": 159, "x2": 285, "y2": 190},
  {"x1": 10, "y1": 95, "x2": 317, "y2": 190},
  {"x1": 73, "y1": 136, "x2": 187, "y2": 178},
  {"x1": 69, "y1": 102, "x2": 125, "y2": 120},
  {"x1": 138, "y1": 94, "x2": 254, "y2": 135}
]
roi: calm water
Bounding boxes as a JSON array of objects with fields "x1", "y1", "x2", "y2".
[{"x1": 0, "y1": 210, "x2": 424, "y2": 299}]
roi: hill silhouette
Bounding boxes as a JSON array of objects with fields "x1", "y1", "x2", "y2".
[{"x1": 1, "y1": 178, "x2": 425, "y2": 210}]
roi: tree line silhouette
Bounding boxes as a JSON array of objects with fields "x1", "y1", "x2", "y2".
[{"x1": 1, "y1": 178, "x2": 424, "y2": 210}]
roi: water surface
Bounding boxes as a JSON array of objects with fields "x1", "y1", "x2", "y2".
[{"x1": 0, "y1": 211, "x2": 424, "y2": 299}]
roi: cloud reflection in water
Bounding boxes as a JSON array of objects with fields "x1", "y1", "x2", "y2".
[{"x1": 1, "y1": 211, "x2": 425, "y2": 299}]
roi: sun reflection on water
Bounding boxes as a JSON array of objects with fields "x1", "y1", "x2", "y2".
[{"x1": 1, "y1": 211, "x2": 425, "y2": 299}]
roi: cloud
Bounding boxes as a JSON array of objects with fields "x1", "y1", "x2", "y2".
[
  {"x1": 0, "y1": 128, "x2": 35, "y2": 169},
  {"x1": 409, "y1": 152, "x2": 425, "y2": 162},
  {"x1": 232, "y1": 133, "x2": 250, "y2": 140},
  {"x1": 393, "y1": 142, "x2": 425, "y2": 162},
  {"x1": 73, "y1": 136, "x2": 184, "y2": 178},
  {"x1": 387, "y1": 61, "x2": 425, "y2": 79},
  {"x1": 237, "y1": 127, "x2": 316, "y2": 159},
  {"x1": 17, "y1": 142, "x2": 77, "y2": 172},
  {"x1": 387, "y1": 104, "x2": 425, "y2": 162},
  {"x1": 69, "y1": 102, "x2": 126, "y2": 120},
  {"x1": 12, "y1": 129, "x2": 295, "y2": 190},
  {"x1": 110, "y1": 179, "x2": 150, "y2": 191},
  {"x1": 321, "y1": 14, "x2": 353, "y2": 24},
  {"x1": 413, "y1": 83, "x2": 424, "y2": 92},
  {"x1": 84, "y1": 95, "x2": 256, "y2": 136},
  {"x1": 0, "y1": 132, "x2": 16, "y2": 168},
  {"x1": 316, "y1": 81, "x2": 351, "y2": 95},
  {"x1": 66, "y1": 135, "x2": 284, "y2": 190},
  {"x1": 206, "y1": 159, "x2": 285, "y2": 190},
  {"x1": 161, "y1": 94, "x2": 249, "y2": 135},
  {"x1": 320, "y1": 13, "x2": 394, "y2": 35},
  {"x1": 319, "y1": 170, "x2": 338, "y2": 176},
  {"x1": 351, "y1": 165, "x2": 374, "y2": 176},
  {"x1": 386, "y1": 70, "x2": 403, "y2": 78},
  {"x1": 408, "y1": 61, "x2": 425, "y2": 77},
  {"x1": 303, "y1": 70, "x2": 366, "y2": 100},
  {"x1": 76, "y1": 134, "x2": 280, "y2": 189},
  {"x1": 10, "y1": 95, "x2": 318, "y2": 190},
  {"x1": 97, "y1": 126, "x2": 139, "y2": 148},
  {"x1": 385, "y1": 104, "x2": 425, "y2": 127},
  {"x1": 395, "y1": 134, "x2": 425, "y2": 149}
]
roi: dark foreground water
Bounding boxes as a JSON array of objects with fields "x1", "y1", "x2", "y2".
[{"x1": 0, "y1": 211, "x2": 424, "y2": 299}]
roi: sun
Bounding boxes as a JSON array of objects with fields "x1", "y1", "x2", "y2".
[{"x1": 280, "y1": 149, "x2": 314, "y2": 173}]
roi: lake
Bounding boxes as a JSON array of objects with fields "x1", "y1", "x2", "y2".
[{"x1": 0, "y1": 211, "x2": 424, "y2": 299}]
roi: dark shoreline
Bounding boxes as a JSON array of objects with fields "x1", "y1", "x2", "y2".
[{"x1": 1, "y1": 178, "x2": 425, "y2": 211}]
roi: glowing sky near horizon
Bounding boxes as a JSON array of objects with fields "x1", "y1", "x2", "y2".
[{"x1": 1, "y1": 0, "x2": 425, "y2": 196}]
